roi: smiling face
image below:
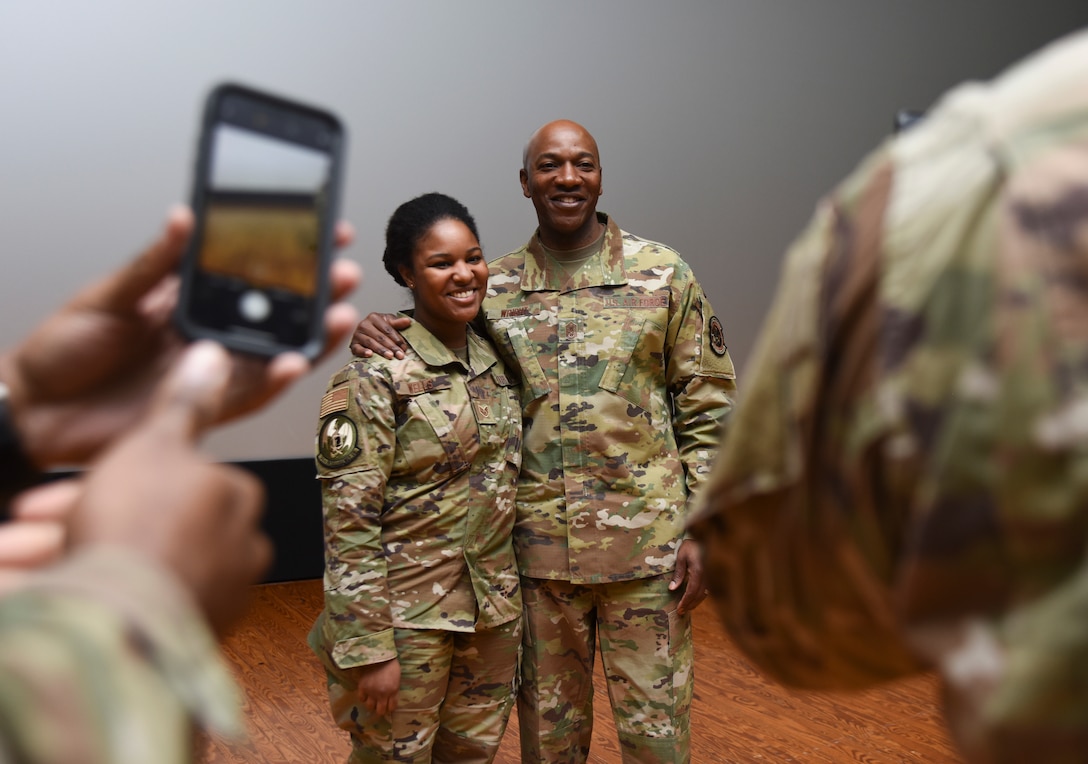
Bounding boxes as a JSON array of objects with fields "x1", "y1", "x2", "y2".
[
  {"x1": 400, "y1": 218, "x2": 488, "y2": 348},
  {"x1": 520, "y1": 120, "x2": 604, "y2": 251}
]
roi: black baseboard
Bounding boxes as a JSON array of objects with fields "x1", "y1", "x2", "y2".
[
  {"x1": 237, "y1": 456, "x2": 324, "y2": 583},
  {"x1": 42, "y1": 456, "x2": 324, "y2": 584}
]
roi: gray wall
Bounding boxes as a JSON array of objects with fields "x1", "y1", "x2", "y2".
[{"x1": 2, "y1": 2, "x2": 1084, "y2": 461}]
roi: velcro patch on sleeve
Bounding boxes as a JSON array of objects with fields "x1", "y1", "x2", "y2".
[{"x1": 319, "y1": 386, "x2": 351, "y2": 418}]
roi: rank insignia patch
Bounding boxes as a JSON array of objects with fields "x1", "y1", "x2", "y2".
[
  {"x1": 708, "y1": 315, "x2": 727, "y2": 357},
  {"x1": 317, "y1": 414, "x2": 361, "y2": 468}
]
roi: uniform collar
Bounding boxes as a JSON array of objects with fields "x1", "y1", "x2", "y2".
[
  {"x1": 520, "y1": 212, "x2": 627, "y2": 292},
  {"x1": 400, "y1": 313, "x2": 499, "y2": 377}
]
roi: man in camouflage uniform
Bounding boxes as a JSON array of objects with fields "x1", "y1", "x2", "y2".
[
  {"x1": 310, "y1": 314, "x2": 523, "y2": 762},
  {"x1": 688, "y1": 28, "x2": 1088, "y2": 764},
  {"x1": 0, "y1": 343, "x2": 271, "y2": 764},
  {"x1": 488, "y1": 120, "x2": 736, "y2": 763}
]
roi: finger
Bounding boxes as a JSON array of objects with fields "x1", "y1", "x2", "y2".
[
  {"x1": 384, "y1": 317, "x2": 411, "y2": 356},
  {"x1": 350, "y1": 316, "x2": 409, "y2": 359},
  {"x1": 320, "y1": 302, "x2": 361, "y2": 360},
  {"x1": 75, "y1": 206, "x2": 194, "y2": 314},
  {"x1": 349, "y1": 339, "x2": 374, "y2": 358},
  {"x1": 333, "y1": 220, "x2": 356, "y2": 250},
  {"x1": 258, "y1": 352, "x2": 309, "y2": 406},
  {"x1": 676, "y1": 588, "x2": 698, "y2": 616},
  {"x1": 223, "y1": 464, "x2": 273, "y2": 577},
  {"x1": 329, "y1": 257, "x2": 363, "y2": 303},
  {"x1": 8, "y1": 479, "x2": 83, "y2": 522},
  {"x1": 149, "y1": 340, "x2": 232, "y2": 442},
  {"x1": 0, "y1": 521, "x2": 66, "y2": 568},
  {"x1": 137, "y1": 272, "x2": 181, "y2": 324},
  {"x1": 669, "y1": 559, "x2": 687, "y2": 592}
]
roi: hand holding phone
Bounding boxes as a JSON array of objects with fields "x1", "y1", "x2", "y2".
[{"x1": 175, "y1": 83, "x2": 347, "y2": 359}]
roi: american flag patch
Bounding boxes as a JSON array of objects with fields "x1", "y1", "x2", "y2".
[{"x1": 319, "y1": 387, "x2": 350, "y2": 417}]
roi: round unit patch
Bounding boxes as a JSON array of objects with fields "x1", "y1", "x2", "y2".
[
  {"x1": 708, "y1": 315, "x2": 727, "y2": 357},
  {"x1": 317, "y1": 414, "x2": 361, "y2": 468}
]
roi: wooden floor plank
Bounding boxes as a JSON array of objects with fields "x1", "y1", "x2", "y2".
[{"x1": 201, "y1": 580, "x2": 962, "y2": 763}]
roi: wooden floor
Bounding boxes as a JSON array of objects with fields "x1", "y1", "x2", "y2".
[{"x1": 200, "y1": 580, "x2": 963, "y2": 763}]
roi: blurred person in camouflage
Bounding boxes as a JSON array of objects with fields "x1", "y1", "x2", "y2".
[
  {"x1": 0, "y1": 206, "x2": 361, "y2": 763},
  {"x1": 309, "y1": 193, "x2": 523, "y2": 763},
  {"x1": 688, "y1": 27, "x2": 1088, "y2": 764},
  {"x1": 352, "y1": 120, "x2": 737, "y2": 763}
]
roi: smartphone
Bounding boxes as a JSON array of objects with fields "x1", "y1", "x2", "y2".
[{"x1": 175, "y1": 83, "x2": 346, "y2": 359}]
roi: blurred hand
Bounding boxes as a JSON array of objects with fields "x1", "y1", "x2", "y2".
[
  {"x1": 350, "y1": 313, "x2": 411, "y2": 360},
  {"x1": 0, "y1": 206, "x2": 362, "y2": 468},
  {"x1": 672, "y1": 539, "x2": 708, "y2": 616},
  {"x1": 66, "y1": 341, "x2": 273, "y2": 636},
  {"x1": 355, "y1": 657, "x2": 401, "y2": 716},
  {"x1": 0, "y1": 480, "x2": 75, "y2": 594}
]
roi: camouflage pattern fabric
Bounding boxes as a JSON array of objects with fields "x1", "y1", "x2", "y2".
[
  {"x1": 518, "y1": 575, "x2": 692, "y2": 764},
  {"x1": 315, "y1": 619, "x2": 520, "y2": 763},
  {"x1": 688, "y1": 29, "x2": 1088, "y2": 763},
  {"x1": 484, "y1": 214, "x2": 734, "y2": 763},
  {"x1": 484, "y1": 213, "x2": 736, "y2": 584},
  {"x1": 310, "y1": 318, "x2": 522, "y2": 761},
  {"x1": 0, "y1": 549, "x2": 242, "y2": 764}
]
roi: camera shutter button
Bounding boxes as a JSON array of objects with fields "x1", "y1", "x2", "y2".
[{"x1": 239, "y1": 290, "x2": 272, "y2": 323}]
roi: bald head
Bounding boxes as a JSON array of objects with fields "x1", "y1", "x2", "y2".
[
  {"x1": 519, "y1": 120, "x2": 605, "y2": 251},
  {"x1": 522, "y1": 119, "x2": 601, "y2": 173}
]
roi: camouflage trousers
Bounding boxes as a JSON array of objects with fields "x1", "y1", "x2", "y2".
[
  {"x1": 518, "y1": 575, "x2": 693, "y2": 764},
  {"x1": 322, "y1": 619, "x2": 521, "y2": 763}
]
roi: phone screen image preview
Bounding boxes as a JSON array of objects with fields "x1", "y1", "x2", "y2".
[{"x1": 190, "y1": 119, "x2": 334, "y2": 347}]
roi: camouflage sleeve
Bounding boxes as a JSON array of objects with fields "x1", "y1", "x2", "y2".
[
  {"x1": 690, "y1": 29, "x2": 1088, "y2": 760},
  {"x1": 0, "y1": 548, "x2": 241, "y2": 764},
  {"x1": 687, "y1": 150, "x2": 923, "y2": 690},
  {"x1": 316, "y1": 368, "x2": 399, "y2": 670},
  {"x1": 665, "y1": 270, "x2": 737, "y2": 509}
]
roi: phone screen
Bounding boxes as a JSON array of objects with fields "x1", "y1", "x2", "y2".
[{"x1": 178, "y1": 84, "x2": 344, "y2": 358}]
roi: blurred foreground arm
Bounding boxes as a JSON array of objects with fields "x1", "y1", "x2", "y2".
[{"x1": 0, "y1": 342, "x2": 272, "y2": 764}]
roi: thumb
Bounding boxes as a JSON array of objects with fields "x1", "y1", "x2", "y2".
[
  {"x1": 669, "y1": 551, "x2": 688, "y2": 591},
  {"x1": 9, "y1": 479, "x2": 83, "y2": 522},
  {"x1": 74, "y1": 205, "x2": 193, "y2": 314},
  {"x1": 147, "y1": 341, "x2": 232, "y2": 442}
]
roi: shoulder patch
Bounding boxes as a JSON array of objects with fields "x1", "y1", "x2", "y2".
[
  {"x1": 317, "y1": 414, "x2": 361, "y2": 468},
  {"x1": 708, "y1": 315, "x2": 727, "y2": 357}
]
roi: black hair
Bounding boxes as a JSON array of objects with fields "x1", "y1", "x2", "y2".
[{"x1": 382, "y1": 192, "x2": 481, "y2": 287}]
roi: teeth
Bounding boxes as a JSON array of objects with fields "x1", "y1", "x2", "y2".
[{"x1": 450, "y1": 290, "x2": 475, "y2": 298}]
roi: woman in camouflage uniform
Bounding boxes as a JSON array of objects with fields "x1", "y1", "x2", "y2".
[{"x1": 309, "y1": 193, "x2": 523, "y2": 763}]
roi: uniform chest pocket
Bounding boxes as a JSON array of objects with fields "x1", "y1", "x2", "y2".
[
  {"x1": 500, "y1": 323, "x2": 550, "y2": 405},
  {"x1": 471, "y1": 377, "x2": 523, "y2": 471},
  {"x1": 394, "y1": 385, "x2": 470, "y2": 480},
  {"x1": 599, "y1": 314, "x2": 668, "y2": 421}
]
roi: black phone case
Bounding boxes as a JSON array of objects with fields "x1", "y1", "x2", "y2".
[{"x1": 175, "y1": 82, "x2": 347, "y2": 360}]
